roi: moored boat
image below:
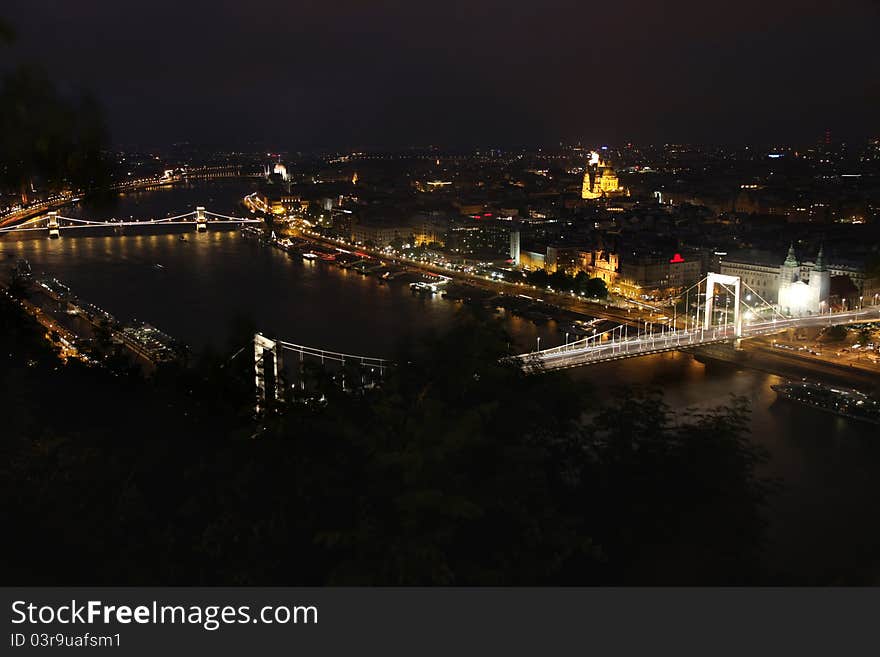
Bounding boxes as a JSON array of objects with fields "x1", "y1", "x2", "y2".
[{"x1": 771, "y1": 381, "x2": 880, "y2": 425}]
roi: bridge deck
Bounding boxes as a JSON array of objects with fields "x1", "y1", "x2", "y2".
[
  {"x1": 522, "y1": 309, "x2": 880, "y2": 371},
  {"x1": 0, "y1": 208, "x2": 262, "y2": 234}
]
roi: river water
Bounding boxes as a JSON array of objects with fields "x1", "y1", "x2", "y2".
[{"x1": 3, "y1": 180, "x2": 879, "y2": 582}]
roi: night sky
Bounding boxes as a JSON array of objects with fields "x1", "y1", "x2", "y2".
[{"x1": 3, "y1": 1, "x2": 879, "y2": 149}]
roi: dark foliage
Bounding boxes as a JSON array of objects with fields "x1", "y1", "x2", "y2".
[
  {"x1": 0, "y1": 297, "x2": 770, "y2": 585},
  {"x1": 524, "y1": 269, "x2": 608, "y2": 298},
  {"x1": 0, "y1": 45, "x2": 111, "y2": 200}
]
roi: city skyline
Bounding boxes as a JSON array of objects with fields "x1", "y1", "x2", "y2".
[{"x1": 5, "y1": 0, "x2": 880, "y2": 630}]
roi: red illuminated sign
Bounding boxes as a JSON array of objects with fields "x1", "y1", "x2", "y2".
[{"x1": 669, "y1": 253, "x2": 685, "y2": 263}]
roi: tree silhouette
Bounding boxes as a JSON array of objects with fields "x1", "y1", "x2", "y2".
[
  {"x1": 1, "y1": 303, "x2": 774, "y2": 585},
  {"x1": 0, "y1": 18, "x2": 110, "y2": 203}
]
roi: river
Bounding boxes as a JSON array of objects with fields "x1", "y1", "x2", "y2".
[{"x1": 3, "y1": 179, "x2": 879, "y2": 582}]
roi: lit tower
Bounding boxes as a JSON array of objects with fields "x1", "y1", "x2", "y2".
[
  {"x1": 581, "y1": 151, "x2": 602, "y2": 200},
  {"x1": 195, "y1": 206, "x2": 207, "y2": 231},
  {"x1": 509, "y1": 228, "x2": 521, "y2": 266},
  {"x1": 254, "y1": 333, "x2": 283, "y2": 413},
  {"x1": 778, "y1": 244, "x2": 808, "y2": 315},
  {"x1": 779, "y1": 244, "x2": 799, "y2": 291},
  {"x1": 47, "y1": 211, "x2": 60, "y2": 238},
  {"x1": 809, "y1": 244, "x2": 831, "y2": 312}
]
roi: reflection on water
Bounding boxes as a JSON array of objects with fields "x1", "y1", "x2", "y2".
[
  {"x1": 4, "y1": 180, "x2": 880, "y2": 582},
  {"x1": 2, "y1": 230, "x2": 561, "y2": 356},
  {"x1": 573, "y1": 353, "x2": 880, "y2": 582}
]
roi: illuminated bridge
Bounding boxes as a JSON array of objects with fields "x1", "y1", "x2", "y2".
[
  {"x1": 253, "y1": 334, "x2": 391, "y2": 412},
  {"x1": 0, "y1": 206, "x2": 262, "y2": 237},
  {"x1": 520, "y1": 273, "x2": 880, "y2": 372},
  {"x1": 251, "y1": 273, "x2": 877, "y2": 406}
]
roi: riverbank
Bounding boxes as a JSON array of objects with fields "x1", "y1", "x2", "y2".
[
  {"x1": 270, "y1": 227, "x2": 880, "y2": 388},
  {"x1": 690, "y1": 337, "x2": 880, "y2": 393},
  {"x1": 0, "y1": 175, "x2": 190, "y2": 229},
  {"x1": 289, "y1": 227, "x2": 660, "y2": 328},
  {"x1": 0, "y1": 265, "x2": 180, "y2": 372}
]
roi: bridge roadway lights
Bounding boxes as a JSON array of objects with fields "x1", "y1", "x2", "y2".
[
  {"x1": 195, "y1": 206, "x2": 207, "y2": 231},
  {"x1": 47, "y1": 211, "x2": 60, "y2": 238}
]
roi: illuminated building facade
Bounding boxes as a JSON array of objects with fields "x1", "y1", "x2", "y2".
[
  {"x1": 410, "y1": 213, "x2": 448, "y2": 247},
  {"x1": 445, "y1": 219, "x2": 513, "y2": 258},
  {"x1": 519, "y1": 249, "x2": 546, "y2": 270},
  {"x1": 515, "y1": 243, "x2": 620, "y2": 285},
  {"x1": 510, "y1": 230, "x2": 521, "y2": 266},
  {"x1": 581, "y1": 151, "x2": 625, "y2": 200},
  {"x1": 718, "y1": 250, "x2": 781, "y2": 303},
  {"x1": 617, "y1": 251, "x2": 702, "y2": 298},
  {"x1": 414, "y1": 180, "x2": 453, "y2": 193},
  {"x1": 351, "y1": 221, "x2": 412, "y2": 247},
  {"x1": 721, "y1": 246, "x2": 834, "y2": 314},
  {"x1": 264, "y1": 162, "x2": 289, "y2": 182},
  {"x1": 778, "y1": 245, "x2": 830, "y2": 315},
  {"x1": 579, "y1": 249, "x2": 619, "y2": 285},
  {"x1": 545, "y1": 245, "x2": 584, "y2": 274}
]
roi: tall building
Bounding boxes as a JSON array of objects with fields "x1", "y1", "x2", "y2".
[{"x1": 509, "y1": 229, "x2": 521, "y2": 266}]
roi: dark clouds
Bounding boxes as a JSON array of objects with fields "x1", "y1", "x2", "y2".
[{"x1": 4, "y1": 0, "x2": 879, "y2": 148}]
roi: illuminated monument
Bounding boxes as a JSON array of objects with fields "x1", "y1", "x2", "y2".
[
  {"x1": 581, "y1": 151, "x2": 625, "y2": 200},
  {"x1": 264, "y1": 162, "x2": 289, "y2": 182},
  {"x1": 778, "y1": 244, "x2": 830, "y2": 315}
]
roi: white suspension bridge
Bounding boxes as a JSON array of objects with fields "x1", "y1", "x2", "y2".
[
  {"x1": 28, "y1": 207, "x2": 866, "y2": 403},
  {"x1": 254, "y1": 334, "x2": 391, "y2": 411},
  {"x1": 253, "y1": 273, "x2": 879, "y2": 405},
  {"x1": 520, "y1": 272, "x2": 880, "y2": 372},
  {"x1": 8, "y1": 212, "x2": 862, "y2": 399},
  {"x1": 0, "y1": 206, "x2": 262, "y2": 237}
]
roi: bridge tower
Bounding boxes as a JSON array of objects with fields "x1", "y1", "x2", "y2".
[
  {"x1": 47, "y1": 211, "x2": 60, "y2": 238},
  {"x1": 704, "y1": 272, "x2": 743, "y2": 337},
  {"x1": 254, "y1": 333, "x2": 283, "y2": 412},
  {"x1": 195, "y1": 206, "x2": 207, "y2": 231}
]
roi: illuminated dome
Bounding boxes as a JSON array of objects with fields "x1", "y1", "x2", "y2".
[{"x1": 582, "y1": 152, "x2": 624, "y2": 199}]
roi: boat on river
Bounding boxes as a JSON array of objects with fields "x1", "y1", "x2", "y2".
[{"x1": 771, "y1": 381, "x2": 880, "y2": 425}]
